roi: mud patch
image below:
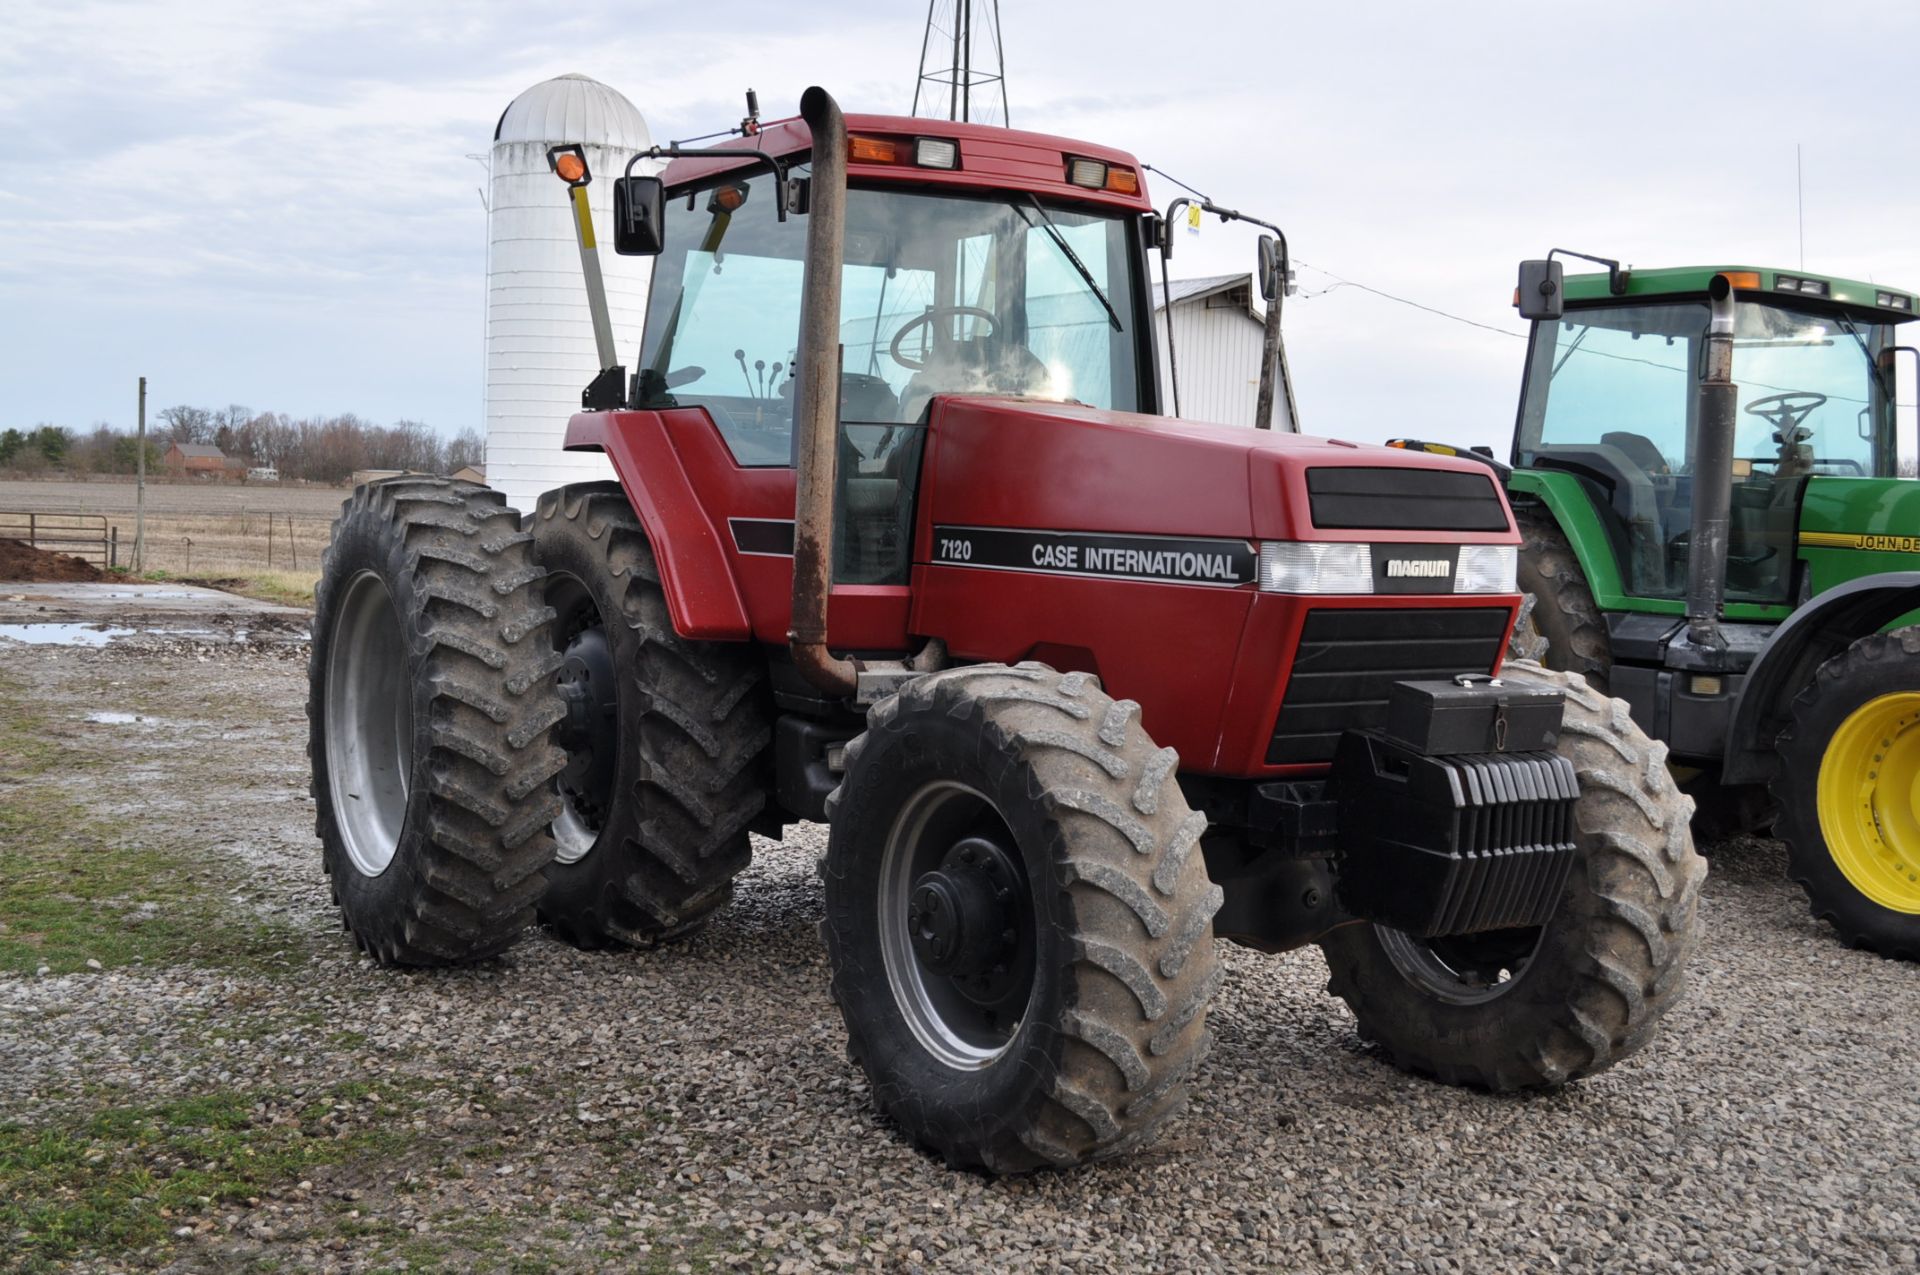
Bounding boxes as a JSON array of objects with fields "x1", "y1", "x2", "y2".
[{"x1": 0, "y1": 537, "x2": 104, "y2": 582}]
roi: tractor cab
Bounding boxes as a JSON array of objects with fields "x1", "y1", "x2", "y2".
[
  {"x1": 1511, "y1": 264, "x2": 1915, "y2": 610},
  {"x1": 629, "y1": 122, "x2": 1158, "y2": 585},
  {"x1": 1500, "y1": 256, "x2": 1920, "y2": 959}
]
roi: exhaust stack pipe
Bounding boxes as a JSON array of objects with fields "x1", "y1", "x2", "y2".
[
  {"x1": 1685, "y1": 273, "x2": 1738, "y2": 651},
  {"x1": 788, "y1": 87, "x2": 859, "y2": 696}
]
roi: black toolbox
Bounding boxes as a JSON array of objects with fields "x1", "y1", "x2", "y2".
[{"x1": 1384, "y1": 676, "x2": 1564, "y2": 756}]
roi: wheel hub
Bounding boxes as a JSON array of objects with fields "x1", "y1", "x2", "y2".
[
  {"x1": 550, "y1": 592, "x2": 620, "y2": 865},
  {"x1": 907, "y1": 837, "x2": 1021, "y2": 995},
  {"x1": 1818, "y1": 691, "x2": 1920, "y2": 915},
  {"x1": 879, "y1": 783, "x2": 1037, "y2": 1069}
]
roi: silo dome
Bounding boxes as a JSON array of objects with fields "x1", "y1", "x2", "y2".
[{"x1": 484, "y1": 74, "x2": 654, "y2": 515}]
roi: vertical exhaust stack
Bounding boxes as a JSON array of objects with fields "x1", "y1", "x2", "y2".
[
  {"x1": 788, "y1": 87, "x2": 859, "y2": 697},
  {"x1": 1685, "y1": 272, "x2": 1738, "y2": 651}
]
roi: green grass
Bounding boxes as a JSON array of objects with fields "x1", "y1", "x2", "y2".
[
  {"x1": 0, "y1": 673, "x2": 307, "y2": 976},
  {"x1": 0, "y1": 1084, "x2": 420, "y2": 1271},
  {"x1": 133, "y1": 567, "x2": 318, "y2": 607}
]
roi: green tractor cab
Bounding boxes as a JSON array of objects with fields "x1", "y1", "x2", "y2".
[{"x1": 1480, "y1": 258, "x2": 1918, "y2": 956}]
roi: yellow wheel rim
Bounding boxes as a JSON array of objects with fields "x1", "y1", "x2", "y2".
[{"x1": 1817, "y1": 691, "x2": 1920, "y2": 915}]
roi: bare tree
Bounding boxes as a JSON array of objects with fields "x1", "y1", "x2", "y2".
[
  {"x1": 157, "y1": 405, "x2": 215, "y2": 445},
  {"x1": 444, "y1": 426, "x2": 485, "y2": 472}
]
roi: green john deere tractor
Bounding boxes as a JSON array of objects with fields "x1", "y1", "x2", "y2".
[{"x1": 1404, "y1": 255, "x2": 1919, "y2": 957}]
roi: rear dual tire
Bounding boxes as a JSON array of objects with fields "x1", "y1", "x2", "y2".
[
  {"x1": 308, "y1": 478, "x2": 566, "y2": 965},
  {"x1": 529, "y1": 483, "x2": 774, "y2": 949}
]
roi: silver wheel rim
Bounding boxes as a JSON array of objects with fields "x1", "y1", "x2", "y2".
[
  {"x1": 878, "y1": 780, "x2": 1033, "y2": 1070},
  {"x1": 1376, "y1": 924, "x2": 1544, "y2": 1007},
  {"x1": 325, "y1": 570, "x2": 412, "y2": 877},
  {"x1": 547, "y1": 572, "x2": 617, "y2": 867},
  {"x1": 551, "y1": 796, "x2": 597, "y2": 865}
]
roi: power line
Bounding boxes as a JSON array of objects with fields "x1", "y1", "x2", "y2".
[{"x1": 1293, "y1": 262, "x2": 1528, "y2": 339}]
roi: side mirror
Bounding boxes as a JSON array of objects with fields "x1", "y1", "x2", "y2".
[
  {"x1": 1257, "y1": 235, "x2": 1280, "y2": 302},
  {"x1": 614, "y1": 176, "x2": 666, "y2": 256},
  {"x1": 1516, "y1": 259, "x2": 1564, "y2": 321}
]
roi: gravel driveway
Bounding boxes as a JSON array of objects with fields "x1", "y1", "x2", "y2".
[{"x1": 1, "y1": 630, "x2": 1915, "y2": 1273}]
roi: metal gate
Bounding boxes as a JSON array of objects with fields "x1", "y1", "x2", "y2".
[{"x1": 0, "y1": 511, "x2": 118, "y2": 568}]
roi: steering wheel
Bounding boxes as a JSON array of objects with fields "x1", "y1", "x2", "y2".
[
  {"x1": 889, "y1": 306, "x2": 998, "y2": 371},
  {"x1": 1743, "y1": 391, "x2": 1828, "y2": 436}
]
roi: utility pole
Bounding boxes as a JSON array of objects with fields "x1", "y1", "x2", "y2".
[{"x1": 135, "y1": 376, "x2": 147, "y2": 572}]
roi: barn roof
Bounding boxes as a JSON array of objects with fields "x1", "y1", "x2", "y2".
[
  {"x1": 1155, "y1": 273, "x2": 1264, "y2": 323},
  {"x1": 171, "y1": 443, "x2": 226, "y2": 459}
]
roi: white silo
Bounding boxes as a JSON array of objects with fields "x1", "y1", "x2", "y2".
[{"x1": 485, "y1": 73, "x2": 654, "y2": 515}]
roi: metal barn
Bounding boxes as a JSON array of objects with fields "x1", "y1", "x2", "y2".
[{"x1": 1154, "y1": 273, "x2": 1293, "y2": 431}]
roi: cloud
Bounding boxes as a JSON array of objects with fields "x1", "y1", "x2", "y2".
[{"x1": 3, "y1": 0, "x2": 1918, "y2": 444}]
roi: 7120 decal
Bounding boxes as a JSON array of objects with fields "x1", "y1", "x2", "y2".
[{"x1": 931, "y1": 525, "x2": 1257, "y2": 587}]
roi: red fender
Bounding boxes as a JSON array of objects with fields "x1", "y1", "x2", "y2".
[{"x1": 562, "y1": 409, "x2": 754, "y2": 641}]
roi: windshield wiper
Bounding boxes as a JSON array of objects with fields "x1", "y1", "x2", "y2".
[
  {"x1": 1014, "y1": 195, "x2": 1122, "y2": 332},
  {"x1": 1833, "y1": 311, "x2": 1896, "y2": 407}
]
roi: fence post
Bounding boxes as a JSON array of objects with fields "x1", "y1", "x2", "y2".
[
  {"x1": 267, "y1": 514, "x2": 274, "y2": 568},
  {"x1": 289, "y1": 514, "x2": 297, "y2": 569},
  {"x1": 135, "y1": 376, "x2": 147, "y2": 573},
  {"x1": 28, "y1": 512, "x2": 35, "y2": 548},
  {"x1": 110, "y1": 526, "x2": 118, "y2": 569}
]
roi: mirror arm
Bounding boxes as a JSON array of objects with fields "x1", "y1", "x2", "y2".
[
  {"x1": 623, "y1": 147, "x2": 792, "y2": 220},
  {"x1": 1160, "y1": 197, "x2": 1296, "y2": 431},
  {"x1": 1548, "y1": 247, "x2": 1629, "y2": 296}
]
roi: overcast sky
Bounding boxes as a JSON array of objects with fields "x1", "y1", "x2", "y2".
[{"x1": 4, "y1": 1, "x2": 1917, "y2": 455}]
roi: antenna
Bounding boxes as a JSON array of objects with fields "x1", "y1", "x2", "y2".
[
  {"x1": 1796, "y1": 142, "x2": 1805, "y2": 269},
  {"x1": 912, "y1": 0, "x2": 1010, "y2": 126}
]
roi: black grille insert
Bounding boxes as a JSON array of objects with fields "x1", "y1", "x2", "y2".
[
  {"x1": 1267, "y1": 607, "x2": 1511, "y2": 765},
  {"x1": 1307, "y1": 466, "x2": 1509, "y2": 532}
]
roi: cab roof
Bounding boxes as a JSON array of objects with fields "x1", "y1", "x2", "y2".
[
  {"x1": 658, "y1": 112, "x2": 1154, "y2": 214},
  {"x1": 1564, "y1": 264, "x2": 1915, "y2": 320}
]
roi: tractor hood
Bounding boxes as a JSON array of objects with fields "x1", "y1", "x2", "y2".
[
  {"x1": 920, "y1": 396, "x2": 1518, "y2": 547},
  {"x1": 1800, "y1": 476, "x2": 1920, "y2": 580}
]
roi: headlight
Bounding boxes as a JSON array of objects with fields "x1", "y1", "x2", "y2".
[
  {"x1": 1255, "y1": 541, "x2": 1519, "y2": 594},
  {"x1": 1455, "y1": 544, "x2": 1518, "y2": 593},
  {"x1": 1257, "y1": 542, "x2": 1373, "y2": 594}
]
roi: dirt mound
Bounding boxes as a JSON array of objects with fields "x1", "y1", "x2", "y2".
[{"x1": 0, "y1": 537, "x2": 105, "y2": 582}]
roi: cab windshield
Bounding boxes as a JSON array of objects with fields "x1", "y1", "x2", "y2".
[
  {"x1": 636, "y1": 167, "x2": 1148, "y2": 467},
  {"x1": 1514, "y1": 299, "x2": 1902, "y2": 604}
]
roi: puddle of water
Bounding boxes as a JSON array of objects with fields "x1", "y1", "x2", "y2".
[
  {"x1": 0, "y1": 624, "x2": 133, "y2": 647},
  {"x1": 86, "y1": 711, "x2": 150, "y2": 725}
]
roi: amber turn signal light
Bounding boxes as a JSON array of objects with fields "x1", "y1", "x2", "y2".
[
  {"x1": 849, "y1": 135, "x2": 902, "y2": 164},
  {"x1": 547, "y1": 144, "x2": 591, "y2": 187}
]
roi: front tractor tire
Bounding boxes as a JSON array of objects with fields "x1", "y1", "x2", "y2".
[
  {"x1": 526, "y1": 483, "x2": 774, "y2": 949},
  {"x1": 1511, "y1": 504, "x2": 1613, "y2": 693},
  {"x1": 1774, "y1": 628, "x2": 1920, "y2": 959},
  {"x1": 308, "y1": 478, "x2": 566, "y2": 965},
  {"x1": 822, "y1": 664, "x2": 1223, "y2": 1172},
  {"x1": 1319, "y1": 661, "x2": 1705, "y2": 1089}
]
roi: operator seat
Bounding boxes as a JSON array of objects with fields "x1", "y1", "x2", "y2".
[
  {"x1": 1600, "y1": 431, "x2": 1670, "y2": 477},
  {"x1": 833, "y1": 373, "x2": 911, "y2": 585}
]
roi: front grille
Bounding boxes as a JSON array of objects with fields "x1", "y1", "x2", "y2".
[
  {"x1": 1266, "y1": 607, "x2": 1510, "y2": 764},
  {"x1": 1306, "y1": 466, "x2": 1510, "y2": 532}
]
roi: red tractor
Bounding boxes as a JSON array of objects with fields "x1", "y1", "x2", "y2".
[{"x1": 308, "y1": 88, "x2": 1703, "y2": 1172}]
